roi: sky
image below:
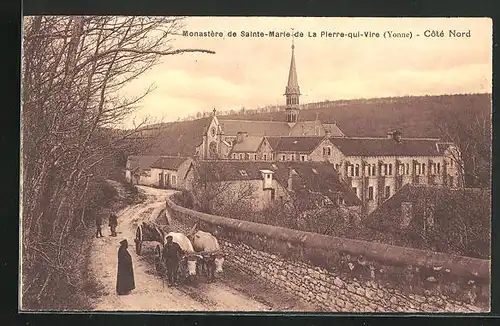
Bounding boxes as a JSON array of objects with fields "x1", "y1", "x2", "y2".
[{"x1": 120, "y1": 17, "x2": 492, "y2": 128}]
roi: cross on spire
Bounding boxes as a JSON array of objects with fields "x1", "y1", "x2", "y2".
[{"x1": 212, "y1": 107, "x2": 217, "y2": 116}]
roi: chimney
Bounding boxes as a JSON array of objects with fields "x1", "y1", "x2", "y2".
[
  {"x1": 387, "y1": 130, "x2": 403, "y2": 143},
  {"x1": 236, "y1": 131, "x2": 248, "y2": 143},
  {"x1": 393, "y1": 130, "x2": 402, "y2": 142}
]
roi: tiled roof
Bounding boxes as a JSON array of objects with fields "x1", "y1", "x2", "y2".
[
  {"x1": 194, "y1": 161, "x2": 360, "y2": 206},
  {"x1": 127, "y1": 155, "x2": 162, "y2": 171},
  {"x1": 273, "y1": 136, "x2": 325, "y2": 153},
  {"x1": 329, "y1": 137, "x2": 445, "y2": 157},
  {"x1": 150, "y1": 156, "x2": 188, "y2": 170},
  {"x1": 230, "y1": 136, "x2": 264, "y2": 152},
  {"x1": 218, "y1": 117, "x2": 345, "y2": 138},
  {"x1": 323, "y1": 123, "x2": 345, "y2": 137},
  {"x1": 286, "y1": 163, "x2": 361, "y2": 205},
  {"x1": 289, "y1": 121, "x2": 323, "y2": 136},
  {"x1": 217, "y1": 118, "x2": 291, "y2": 136},
  {"x1": 265, "y1": 136, "x2": 281, "y2": 150}
]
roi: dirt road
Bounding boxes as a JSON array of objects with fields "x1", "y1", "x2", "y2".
[{"x1": 87, "y1": 185, "x2": 284, "y2": 311}]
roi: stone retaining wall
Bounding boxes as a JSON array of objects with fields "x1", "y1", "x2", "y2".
[{"x1": 166, "y1": 197, "x2": 490, "y2": 312}]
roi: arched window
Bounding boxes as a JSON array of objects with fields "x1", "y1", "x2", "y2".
[{"x1": 209, "y1": 141, "x2": 217, "y2": 159}]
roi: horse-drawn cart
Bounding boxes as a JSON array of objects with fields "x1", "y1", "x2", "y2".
[{"x1": 134, "y1": 222, "x2": 168, "y2": 258}]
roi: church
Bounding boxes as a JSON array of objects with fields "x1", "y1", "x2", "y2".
[
  {"x1": 195, "y1": 42, "x2": 344, "y2": 160},
  {"x1": 129, "y1": 43, "x2": 463, "y2": 215},
  {"x1": 191, "y1": 43, "x2": 463, "y2": 214}
]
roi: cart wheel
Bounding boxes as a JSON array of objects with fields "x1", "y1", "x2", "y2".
[{"x1": 135, "y1": 226, "x2": 143, "y2": 255}]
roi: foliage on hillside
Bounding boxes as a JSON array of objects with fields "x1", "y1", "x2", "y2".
[{"x1": 218, "y1": 94, "x2": 491, "y2": 138}]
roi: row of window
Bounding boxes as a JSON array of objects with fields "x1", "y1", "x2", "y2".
[
  {"x1": 346, "y1": 162, "x2": 443, "y2": 177},
  {"x1": 281, "y1": 154, "x2": 308, "y2": 162},
  {"x1": 286, "y1": 97, "x2": 299, "y2": 105},
  {"x1": 352, "y1": 185, "x2": 391, "y2": 201},
  {"x1": 231, "y1": 153, "x2": 308, "y2": 161},
  {"x1": 158, "y1": 173, "x2": 177, "y2": 187}
]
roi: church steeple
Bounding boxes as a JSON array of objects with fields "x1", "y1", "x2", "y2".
[{"x1": 284, "y1": 39, "x2": 300, "y2": 124}]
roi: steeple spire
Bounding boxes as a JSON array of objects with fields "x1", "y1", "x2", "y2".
[
  {"x1": 284, "y1": 36, "x2": 300, "y2": 124},
  {"x1": 285, "y1": 41, "x2": 300, "y2": 95}
]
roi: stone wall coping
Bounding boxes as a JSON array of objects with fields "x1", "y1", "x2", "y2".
[{"x1": 166, "y1": 197, "x2": 490, "y2": 280}]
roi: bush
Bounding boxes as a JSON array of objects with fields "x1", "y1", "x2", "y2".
[{"x1": 172, "y1": 189, "x2": 194, "y2": 209}]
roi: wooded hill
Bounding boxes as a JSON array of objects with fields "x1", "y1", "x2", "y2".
[
  {"x1": 221, "y1": 93, "x2": 492, "y2": 138},
  {"x1": 129, "y1": 93, "x2": 492, "y2": 187}
]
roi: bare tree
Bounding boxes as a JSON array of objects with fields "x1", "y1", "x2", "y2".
[
  {"x1": 21, "y1": 16, "x2": 214, "y2": 309},
  {"x1": 436, "y1": 109, "x2": 491, "y2": 188},
  {"x1": 189, "y1": 160, "x2": 256, "y2": 215}
]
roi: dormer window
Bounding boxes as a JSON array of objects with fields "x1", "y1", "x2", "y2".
[{"x1": 239, "y1": 170, "x2": 248, "y2": 177}]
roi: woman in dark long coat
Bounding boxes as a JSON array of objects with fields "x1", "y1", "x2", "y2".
[{"x1": 116, "y1": 239, "x2": 135, "y2": 295}]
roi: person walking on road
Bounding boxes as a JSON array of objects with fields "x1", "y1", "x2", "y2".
[
  {"x1": 95, "y1": 214, "x2": 103, "y2": 238},
  {"x1": 116, "y1": 239, "x2": 135, "y2": 295},
  {"x1": 109, "y1": 212, "x2": 118, "y2": 237},
  {"x1": 162, "y1": 235, "x2": 184, "y2": 286}
]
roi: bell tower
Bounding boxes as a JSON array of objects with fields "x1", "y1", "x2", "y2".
[{"x1": 284, "y1": 39, "x2": 300, "y2": 125}]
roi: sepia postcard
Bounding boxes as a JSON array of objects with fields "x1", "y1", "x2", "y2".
[{"x1": 20, "y1": 16, "x2": 492, "y2": 313}]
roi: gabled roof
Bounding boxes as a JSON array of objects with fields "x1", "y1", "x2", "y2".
[
  {"x1": 193, "y1": 161, "x2": 361, "y2": 206},
  {"x1": 285, "y1": 163, "x2": 361, "y2": 206},
  {"x1": 217, "y1": 118, "x2": 291, "y2": 137},
  {"x1": 289, "y1": 121, "x2": 323, "y2": 136},
  {"x1": 323, "y1": 123, "x2": 345, "y2": 137},
  {"x1": 150, "y1": 156, "x2": 188, "y2": 170},
  {"x1": 273, "y1": 136, "x2": 326, "y2": 153},
  {"x1": 126, "y1": 155, "x2": 162, "y2": 171},
  {"x1": 230, "y1": 136, "x2": 264, "y2": 153},
  {"x1": 265, "y1": 136, "x2": 282, "y2": 150},
  {"x1": 329, "y1": 137, "x2": 447, "y2": 157}
]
